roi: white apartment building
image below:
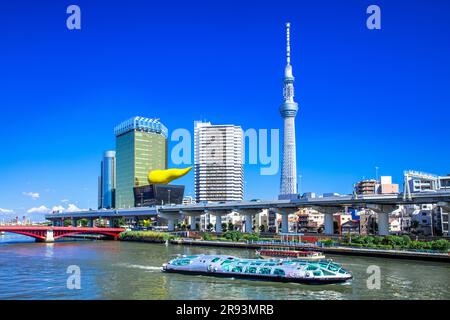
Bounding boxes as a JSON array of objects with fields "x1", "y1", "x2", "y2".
[
  {"x1": 194, "y1": 121, "x2": 244, "y2": 230},
  {"x1": 194, "y1": 121, "x2": 244, "y2": 202}
]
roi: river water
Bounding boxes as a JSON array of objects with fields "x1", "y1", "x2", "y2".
[{"x1": 0, "y1": 234, "x2": 449, "y2": 300}]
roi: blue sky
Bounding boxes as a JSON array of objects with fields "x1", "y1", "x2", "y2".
[{"x1": 1, "y1": 0, "x2": 449, "y2": 221}]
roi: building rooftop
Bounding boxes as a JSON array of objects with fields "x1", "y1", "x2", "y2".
[{"x1": 114, "y1": 116, "x2": 168, "y2": 138}]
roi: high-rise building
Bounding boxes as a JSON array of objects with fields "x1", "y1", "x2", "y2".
[
  {"x1": 114, "y1": 117, "x2": 168, "y2": 208},
  {"x1": 279, "y1": 22, "x2": 299, "y2": 199},
  {"x1": 98, "y1": 151, "x2": 116, "y2": 209},
  {"x1": 194, "y1": 121, "x2": 244, "y2": 202}
]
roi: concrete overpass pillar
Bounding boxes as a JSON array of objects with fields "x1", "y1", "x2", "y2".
[
  {"x1": 159, "y1": 213, "x2": 183, "y2": 232},
  {"x1": 245, "y1": 215, "x2": 253, "y2": 233},
  {"x1": 167, "y1": 219, "x2": 175, "y2": 232},
  {"x1": 378, "y1": 212, "x2": 389, "y2": 236},
  {"x1": 88, "y1": 219, "x2": 94, "y2": 228},
  {"x1": 71, "y1": 218, "x2": 77, "y2": 227},
  {"x1": 215, "y1": 214, "x2": 223, "y2": 233},
  {"x1": 324, "y1": 213, "x2": 334, "y2": 235},
  {"x1": 237, "y1": 209, "x2": 260, "y2": 233},
  {"x1": 366, "y1": 204, "x2": 397, "y2": 236},
  {"x1": 52, "y1": 220, "x2": 58, "y2": 227},
  {"x1": 190, "y1": 216, "x2": 197, "y2": 231},
  {"x1": 313, "y1": 206, "x2": 341, "y2": 235},
  {"x1": 108, "y1": 219, "x2": 114, "y2": 228},
  {"x1": 180, "y1": 211, "x2": 199, "y2": 231},
  {"x1": 278, "y1": 208, "x2": 298, "y2": 234}
]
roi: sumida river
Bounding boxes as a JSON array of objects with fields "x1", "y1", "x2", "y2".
[{"x1": 0, "y1": 234, "x2": 449, "y2": 300}]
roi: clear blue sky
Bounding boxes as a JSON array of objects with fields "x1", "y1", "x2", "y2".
[{"x1": 1, "y1": 0, "x2": 449, "y2": 221}]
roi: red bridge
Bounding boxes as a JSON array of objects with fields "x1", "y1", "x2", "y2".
[{"x1": 0, "y1": 226, "x2": 125, "y2": 242}]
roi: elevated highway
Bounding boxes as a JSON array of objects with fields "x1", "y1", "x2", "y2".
[{"x1": 45, "y1": 191, "x2": 450, "y2": 236}]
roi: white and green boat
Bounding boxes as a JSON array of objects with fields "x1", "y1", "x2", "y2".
[{"x1": 162, "y1": 254, "x2": 352, "y2": 285}]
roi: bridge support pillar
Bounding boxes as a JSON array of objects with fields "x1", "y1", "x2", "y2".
[
  {"x1": 210, "y1": 211, "x2": 230, "y2": 233},
  {"x1": 324, "y1": 213, "x2": 334, "y2": 235},
  {"x1": 378, "y1": 212, "x2": 389, "y2": 236},
  {"x1": 42, "y1": 230, "x2": 54, "y2": 243},
  {"x1": 52, "y1": 220, "x2": 58, "y2": 227},
  {"x1": 71, "y1": 218, "x2": 77, "y2": 227},
  {"x1": 245, "y1": 215, "x2": 253, "y2": 233},
  {"x1": 282, "y1": 213, "x2": 288, "y2": 233},
  {"x1": 180, "y1": 211, "x2": 200, "y2": 231},
  {"x1": 367, "y1": 204, "x2": 397, "y2": 236},
  {"x1": 278, "y1": 208, "x2": 298, "y2": 234},
  {"x1": 237, "y1": 209, "x2": 260, "y2": 233},
  {"x1": 215, "y1": 215, "x2": 222, "y2": 233},
  {"x1": 108, "y1": 219, "x2": 114, "y2": 228},
  {"x1": 88, "y1": 219, "x2": 94, "y2": 228},
  {"x1": 313, "y1": 206, "x2": 341, "y2": 235},
  {"x1": 167, "y1": 219, "x2": 175, "y2": 232},
  {"x1": 190, "y1": 216, "x2": 197, "y2": 231}
]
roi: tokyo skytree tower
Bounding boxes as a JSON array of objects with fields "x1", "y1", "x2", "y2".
[{"x1": 279, "y1": 22, "x2": 299, "y2": 198}]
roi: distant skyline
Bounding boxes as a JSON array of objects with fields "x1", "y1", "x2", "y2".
[{"x1": 1, "y1": 0, "x2": 450, "y2": 221}]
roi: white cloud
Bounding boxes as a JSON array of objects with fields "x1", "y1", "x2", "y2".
[
  {"x1": 61, "y1": 199, "x2": 70, "y2": 203},
  {"x1": 0, "y1": 208, "x2": 14, "y2": 214},
  {"x1": 51, "y1": 205, "x2": 65, "y2": 213},
  {"x1": 27, "y1": 205, "x2": 50, "y2": 214},
  {"x1": 27, "y1": 204, "x2": 84, "y2": 215},
  {"x1": 66, "y1": 204, "x2": 81, "y2": 212},
  {"x1": 23, "y1": 192, "x2": 40, "y2": 200}
]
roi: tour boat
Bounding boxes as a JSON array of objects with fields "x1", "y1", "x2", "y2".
[
  {"x1": 162, "y1": 254, "x2": 352, "y2": 285},
  {"x1": 255, "y1": 248, "x2": 326, "y2": 261}
]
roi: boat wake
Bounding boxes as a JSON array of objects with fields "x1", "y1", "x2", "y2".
[{"x1": 114, "y1": 263, "x2": 162, "y2": 272}]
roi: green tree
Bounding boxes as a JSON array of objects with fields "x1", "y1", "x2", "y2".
[
  {"x1": 259, "y1": 225, "x2": 266, "y2": 233},
  {"x1": 221, "y1": 223, "x2": 228, "y2": 233},
  {"x1": 228, "y1": 222, "x2": 234, "y2": 231},
  {"x1": 143, "y1": 219, "x2": 152, "y2": 227}
]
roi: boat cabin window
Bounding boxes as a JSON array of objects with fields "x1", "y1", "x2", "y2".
[
  {"x1": 232, "y1": 266, "x2": 243, "y2": 273},
  {"x1": 211, "y1": 257, "x2": 221, "y2": 263},
  {"x1": 221, "y1": 260, "x2": 232, "y2": 266},
  {"x1": 250, "y1": 262, "x2": 263, "y2": 266},
  {"x1": 328, "y1": 264, "x2": 339, "y2": 272},
  {"x1": 322, "y1": 269, "x2": 334, "y2": 276},
  {"x1": 264, "y1": 262, "x2": 276, "y2": 266},
  {"x1": 313, "y1": 271, "x2": 322, "y2": 277},
  {"x1": 172, "y1": 259, "x2": 192, "y2": 266},
  {"x1": 222, "y1": 265, "x2": 231, "y2": 271},
  {"x1": 258, "y1": 267, "x2": 272, "y2": 275},
  {"x1": 247, "y1": 267, "x2": 257, "y2": 274},
  {"x1": 273, "y1": 268, "x2": 285, "y2": 276},
  {"x1": 306, "y1": 265, "x2": 318, "y2": 271}
]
